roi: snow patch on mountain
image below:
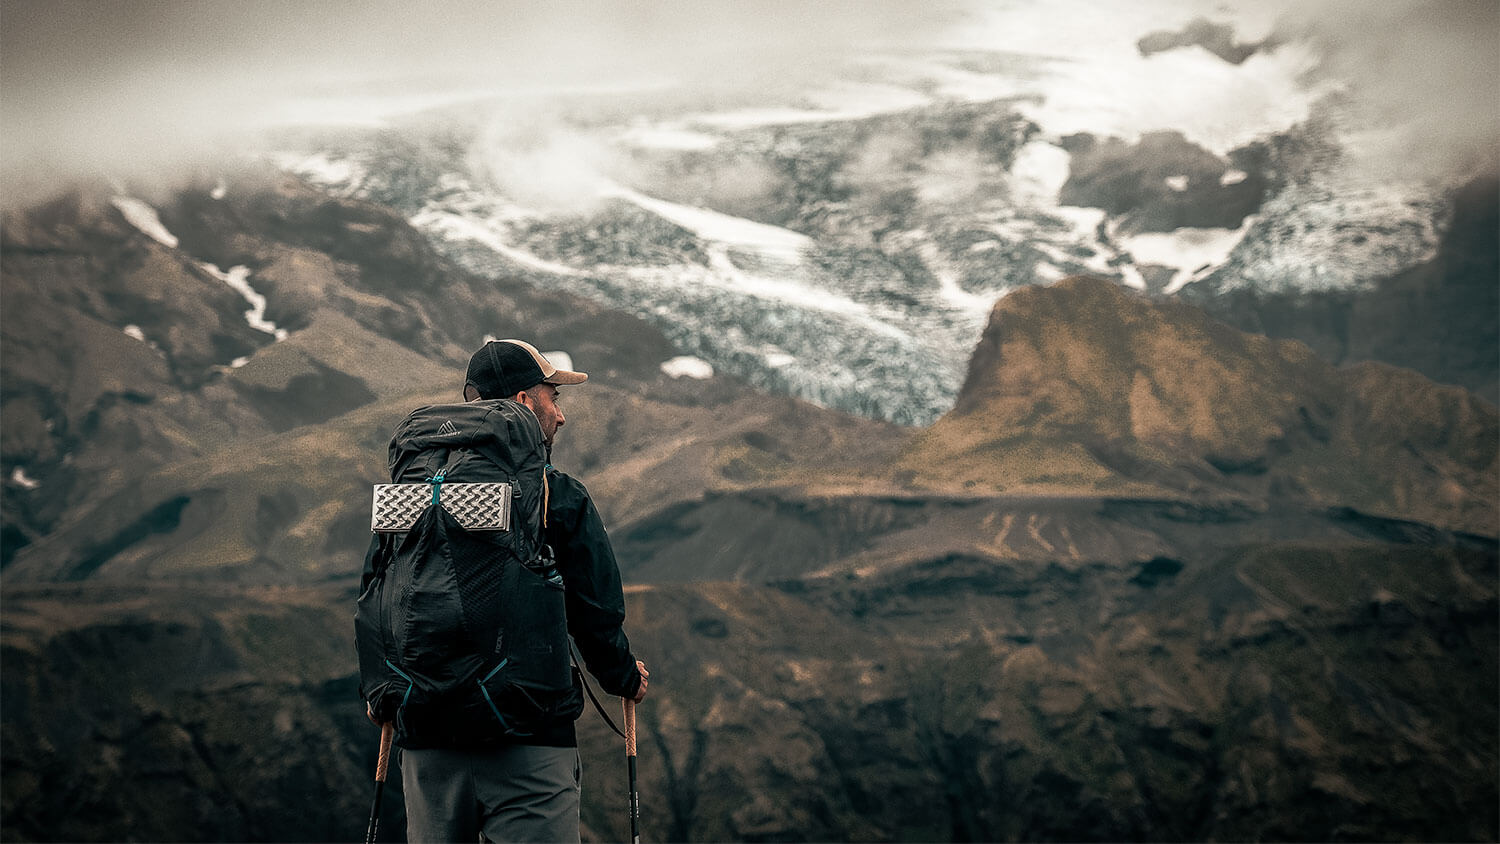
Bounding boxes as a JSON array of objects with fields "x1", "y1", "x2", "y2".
[
  {"x1": 10, "y1": 467, "x2": 40, "y2": 491},
  {"x1": 661, "y1": 356, "x2": 714, "y2": 379},
  {"x1": 201, "y1": 263, "x2": 289, "y2": 340},
  {"x1": 110, "y1": 197, "x2": 178, "y2": 247},
  {"x1": 1122, "y1": 219, "x2": 1256, "y2": 294}
]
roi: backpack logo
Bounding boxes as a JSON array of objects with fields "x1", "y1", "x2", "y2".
[{"x1": 437, "y1": 420, "x2": 459, "y2": 435}]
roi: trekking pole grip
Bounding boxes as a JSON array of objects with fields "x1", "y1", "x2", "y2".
[
  {"x1": 376, "y1": 722, "x2": 395, "y2": 782},
  {"x1": 623, "y1": 699, "x2": 637, "y2": 757}
]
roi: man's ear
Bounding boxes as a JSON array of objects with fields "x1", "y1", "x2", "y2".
[{"x1": 464, "y1": 384, "x2": 481, "y2": 402}]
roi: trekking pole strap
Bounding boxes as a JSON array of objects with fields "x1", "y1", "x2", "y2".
[{"x1": 572, "y1": 645, "x2": 627, "y2": 739}]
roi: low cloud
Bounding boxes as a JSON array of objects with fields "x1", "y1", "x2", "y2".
[
  {"x1": 0, "y1": 0, "x2": 959, "y2": 207},
  {"x1": 2, "y1": 0, "x2": 1492, "y2": 210},
  {"x1": 1274, "y1": 0, "x2": 1499, "y2": 181}
]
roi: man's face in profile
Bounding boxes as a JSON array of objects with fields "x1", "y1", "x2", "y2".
[{"x1": 526, "y1": 384, "x2": 566, "y2": 447}]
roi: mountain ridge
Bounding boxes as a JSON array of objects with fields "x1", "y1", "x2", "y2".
[{"x1": 903, "y1": 275, "x2": 1495, "y2": 535}]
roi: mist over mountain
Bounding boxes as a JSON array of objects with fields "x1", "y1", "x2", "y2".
[
  {"x1": 3, "y1": 2, "x2": 1497, "y2": 842},
  {"x1": 257, "y1": 12, "x2": 1493, "y2": 426}
]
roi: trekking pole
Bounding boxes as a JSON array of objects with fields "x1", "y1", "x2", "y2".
[
  {"x1": 365, "y1": 721, "x2": 395, "y2": 844},
  {"x1": 623, "y1": 699, "x2": 640, "y2": 843}
]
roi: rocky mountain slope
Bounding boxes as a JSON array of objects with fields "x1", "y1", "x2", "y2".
[
  {"x1": 909, "y1": 276, "x2": 1495, "y2": 533},
  {"x1": 3, "y1": 172, "x2": 894, "y2": 582},
  {"x1": 2, "y1": 181, "x2": 1495, "y2": 842}
]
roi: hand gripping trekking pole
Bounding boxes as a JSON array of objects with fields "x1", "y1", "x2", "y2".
[
  {"x1": 365, "y1": 722, "x2": 394, "y2": 844},
  {"x1": 623, "y1": 699, "x2": 640, "y2": 843}
]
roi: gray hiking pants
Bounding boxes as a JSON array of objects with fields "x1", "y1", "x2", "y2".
[{"x1": 401, "y1": 744, "x2": 581, "y2": 843}]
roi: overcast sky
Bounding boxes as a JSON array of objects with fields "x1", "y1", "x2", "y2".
[
  {"x1": 0, "y1": 1, "x2": 969, "y2": 200},
  {"x1": 2, "y1": 0, "x2": 1495, "y2": 207}
]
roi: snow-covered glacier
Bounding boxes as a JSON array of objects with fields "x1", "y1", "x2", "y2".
[{"x1": 268, "y1": 0, "x2": 1481, "y2": 424}]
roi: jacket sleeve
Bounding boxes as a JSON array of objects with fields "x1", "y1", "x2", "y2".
[{"x1": 546, "y1": 470, "x2": 643, "y2": 700}]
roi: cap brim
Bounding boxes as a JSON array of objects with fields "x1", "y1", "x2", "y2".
[{"x1": 543, "y1": 369, "x2": 588, "y2": 385}]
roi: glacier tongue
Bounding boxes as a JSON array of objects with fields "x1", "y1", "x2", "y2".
[{"x1": 402, "y1": 179, "x2": 986, "y2": 426}]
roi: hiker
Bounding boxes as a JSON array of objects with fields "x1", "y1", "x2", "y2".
[{"x1": 361, "y1": 339, "x2": 648, "y2": 843}]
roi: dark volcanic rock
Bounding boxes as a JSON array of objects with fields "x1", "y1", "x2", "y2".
[
  {"x1": 1060, "y1": 131, "x2": 1268, "y2": 234},
  {"x1": 6, "y1": 536, "x2": 1495, "y2": 842},
  {"x1": 1137, "y1": 18, "x2": 1271, "y2": 65}
]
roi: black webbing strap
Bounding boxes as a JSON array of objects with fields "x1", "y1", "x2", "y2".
[{"x1": 572, "y1": 644, "x2": 627, "y2": 740}]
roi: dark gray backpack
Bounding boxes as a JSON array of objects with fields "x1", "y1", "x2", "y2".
[{"x1": 354, "y1": 399, "x2": 582, "y2": 747}]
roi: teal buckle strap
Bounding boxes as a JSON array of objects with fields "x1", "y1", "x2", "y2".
[
  {"x1": 426, "y1": 473, "x2": 445, "y2": 507},
  {"x1": 385, "y1": 659, "x2": 416, "y2": 709},
  {"x1": 478, "y1": 659, "x2": 518, "y2": 733},
  {"x1": 384, "y1": 659, "x2": 416, "y2": 735}
]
